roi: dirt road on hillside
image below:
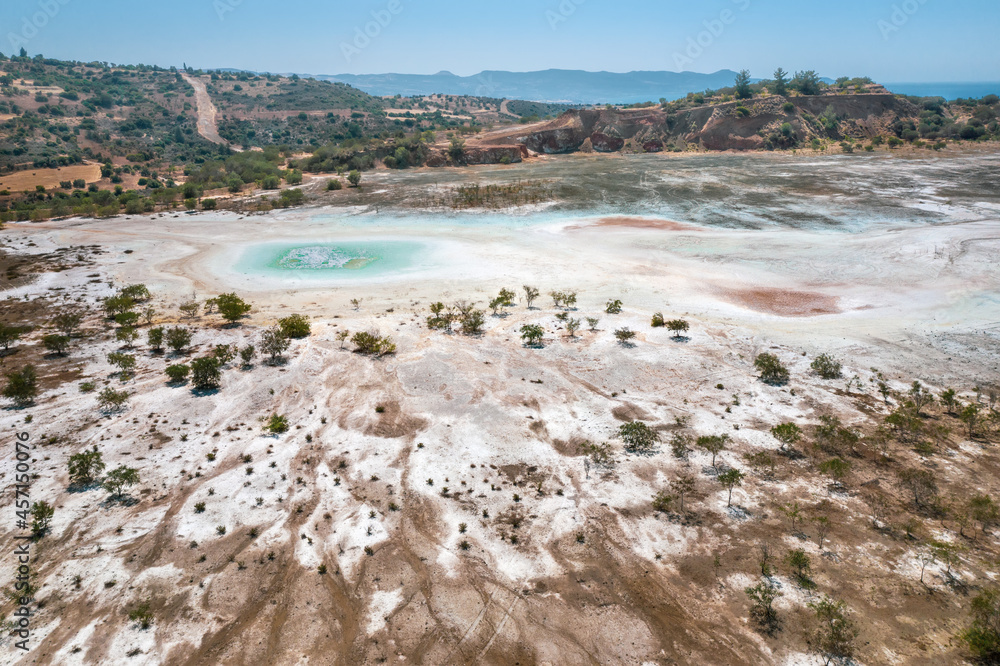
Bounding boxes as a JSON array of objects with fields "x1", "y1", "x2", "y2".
[{"x1": 181, "y1": 72, "x2": 230, "y2": 147}]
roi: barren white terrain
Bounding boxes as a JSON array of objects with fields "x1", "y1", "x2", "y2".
[{"x1": 2, "y1": 153, "x2": 999, "y2": 664}]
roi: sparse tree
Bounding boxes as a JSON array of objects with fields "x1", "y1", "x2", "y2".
[
  {"x1": 147, "y1": 327, "x2": 165, "y2": 352},
  {"x1": 962, "y1": 587, "x2": 1000, "y2": 662},
  {"x1": 770, "y1": 422, "x2": 802, "y2": 451},
  {"x1": 586, "y1": 317, "x2": 600, "y2": 332},
  {"x1": 969, "y1": 494, "x2": 1000, "y2": 535},
  {"x1": 53, "y1": 312, "x2": 83, "y2": 337},
  {"x1": 940, "y1": 388, "x2": 959, "y2": 415},
  {"x1": 897, "y1": 467, "x2": 938, "y2": 509},
  {"x1": 179, "y1": 301, "x2": 201, "y2": 319},
  {"x1": 42, "y1": 334, "x2": 70, "y2": 356},
  {"x1": 666, "y1": 319, "x2": 689, "y2": 339},
  {"x1": 260, "y1": 326, "x2": 290, "y2": 362},
  {"x1": 718, "y1": 468, "x2": 745, "y2": 507},
  {"x1": 652, "y1": 490, "x2": 676, "y2": 513},
  {"x1": 670, "y1": 432, "x2": 692, "y2": 460},
  {"x1": 335, "y1": 330, "x2": 350, "y2": 349},
  {"x1": 605, "y1": 299, "x2": 623, "y2": 314},
  {"x1": 735, "y1": 69, "x2": 753, "y2": 100},
  {"x1": 745, "y1": 581, "x2": 781, "y2": 634},
  {"x1": 30, "y1": 501, "x2": 54, "y2": 537},
  {"x1": 813, "y1": 515, "x2": 832, "y2": 550},
  {"x1": 190, "y1": 356, "x2": 222, "y2": 390},
  {"x1": 215, "y1": 293, "x2": 252, "y2": 325},
  {"x1": 619, "y1": 421, "x2": 659, "y2": 453},
  {"x1": 811, "y1": 354, "x2": 842, "y2": 379},
  {"x1": 651, "y1": 312, "x2": 665, "y2": 328},
  {"x1": 103, "y1": 465, "x2": 140, "y2": 499},
  {"x1": 520, "y1": 324, "x2": 545, "y2": 347},
  {"x1": 674, "y1": 474, "x2": 696, "y2": 513},
  {"x1": 350, "y1": 298, "x2": 362, "y2": 311},
  {"x1": 862, "y1": 490, "x2": 892, "y2": 529},
  {"x1": 809, "y1": 596, "x2": 858, "y2": 665},
  {"x1": 165, "y1": 364, "x2": 190, "y2": 383},
  {"x1": 787, "y1": 549, "x2": 812, "y2": 585},
  {"x1": 696, "y1": 434, "x2": 729, "y2": 467},
  {"x1": 97, "y1": 387, "x2": 130, "y2": 412},
  {"x1": 614, "y1": 327, "x2": 636, "y2": 345},
  {"x1": 68, "y1": 447, "x2": 105, "y2": 486},
  {"x1": 489, "y1": 288, "x2": 516, "y2": 316},
  {"x1": 773, "y1": 67, "x2": 789, "y2": 96},
  {"x1": 909, "y1": 381, "x2": 935, "y2": 415},
  {"x1": 960, "y1": 403, "x2": 981, "y2": 439},
  {"x1": 3, "y1": 366, "x2": 39, "y2": 406},
  {"x1": 166, "y1": 326, "x2": 192, "y2": 353},
  {"x1": 565, "y1": 318, "x2": 581, "y2": 337},
  {"x1": 522, "y1": 286, "x2": 540, "y2": 309},
  {"x1": 278, "y1": 314, "x2": 311, "y2": 339},
  {"x1": 0, "y1": 323, "x2": 22, "y2": 351},
  {"x1": 106, "y1": 352, "x2": 136, "y2": 379},
  {"x1": 754, "y1": 353, "x2": 789, "y2": 385},
  {"x1": 239, "y1": 345, "x2": 256, "y2": 367},
  {"x1": 115, "y1": 325, "x2": 139, "y2": 349}
]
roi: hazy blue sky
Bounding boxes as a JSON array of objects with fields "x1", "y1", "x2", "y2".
[{"x1": 2, "y1": 0, "x2": 997, "y2": 81}]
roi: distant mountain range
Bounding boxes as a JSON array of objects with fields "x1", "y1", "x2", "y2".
[{"x1": 308, "y1": 69, "x2": 744, "y2": 104}]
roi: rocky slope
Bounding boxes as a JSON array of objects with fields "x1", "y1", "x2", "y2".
[{"x1": 488, "y1": 91, "x2": 924, "y2": 154}]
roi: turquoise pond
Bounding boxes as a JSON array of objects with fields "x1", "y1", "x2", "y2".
[{"x1": 234, "y1": 240, "x2": 427, "y2": 280}]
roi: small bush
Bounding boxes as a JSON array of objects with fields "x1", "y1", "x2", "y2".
[
  {"x1": 810, "y1": 354, "x2": 842, "y2": 379},
  {"x1": 278, "y1": 314, "x2": 310, "y2": 339},
  {"x1": 264, "y1": 414, "x2": 289, "y2": 434},
  {"x1": 754, "y1": 353, "x2": 789, "y2": 385},
  {"x1": 165, "y1": 364, "x2": 190, "y2": 383}
]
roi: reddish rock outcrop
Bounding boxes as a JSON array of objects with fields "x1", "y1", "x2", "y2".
[{"x1": 591, "y1": 132, "x2": 625, "y2": 152}]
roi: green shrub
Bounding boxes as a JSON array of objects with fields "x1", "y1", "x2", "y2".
[
  {"x1": 278, "y1": 314, "x2": 311, "y2": 339},
  {"x1": 754, "y1": 353, "x2": 789, "y2": 385},
  {"x1": 165, "y1": 364, "x2": 190, "y2": 383}
]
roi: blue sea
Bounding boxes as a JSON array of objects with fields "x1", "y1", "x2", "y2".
[{"x1": 885, "y1": 82, "x2": 1000, "y2": 100}]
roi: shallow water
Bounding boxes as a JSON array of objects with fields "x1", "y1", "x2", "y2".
[{"x1": 234, "y1": 240, "x2": 429, "y2": 281}]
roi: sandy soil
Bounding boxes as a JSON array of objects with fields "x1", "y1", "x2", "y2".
[
  {"x1": 1, "y1": 154, "x2": 999, "y2": 665},
  {"x1": 0, "y1": 164, "x2": 101, "y2": 192}
]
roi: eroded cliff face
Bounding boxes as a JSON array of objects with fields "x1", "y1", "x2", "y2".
[{"x1": 501, "y1": 93, "x2": 922, "y2": 153}]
